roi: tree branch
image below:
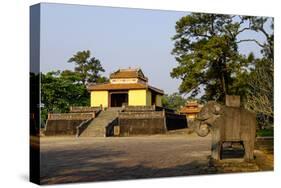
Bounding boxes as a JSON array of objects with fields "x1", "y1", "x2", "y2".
[{"x1": 236, "y1": 39, "x2": 265, "y2": 48}]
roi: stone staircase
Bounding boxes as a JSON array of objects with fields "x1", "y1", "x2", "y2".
[{"x1": 79, "y1": 108, "x2": 120, "y2": 137}]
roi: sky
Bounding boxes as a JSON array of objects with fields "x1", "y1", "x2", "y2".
[{"x1": 39, "y1": 3, "x2": 270, "y2": 95}]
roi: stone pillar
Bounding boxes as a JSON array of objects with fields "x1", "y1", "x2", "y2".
[{"x1": 225, "y1": 95, "x2": 240, "y2": 107}]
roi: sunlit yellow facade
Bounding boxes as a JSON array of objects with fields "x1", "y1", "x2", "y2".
[
  {"x1": 91, "y1": 91, "x2": 108, "y2": 107},
  {"x1": 128, "y1": 90, "x2": 147, "y2": 106},
  {"x1": 88, "y1": 68, "x2": 164, "y2": 108},
  {"x1": 156, "y1": 95, "x2": 162, "y2": 107}
]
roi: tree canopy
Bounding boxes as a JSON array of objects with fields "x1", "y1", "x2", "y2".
[
  {"x1": 162, "y1": 93, "x2": 186, "y2": 111},
  {"x1": 171, "y1": 13, "x2": 273, "y2": 127},
  {"x1": 41, "y1": 71, "x2": 90, "y2": 121},
  {"x1": 171, "y1": 13, "x2": 272, "y2": 103},
  {"x1": 68, "y1": 50, "x2": 108, "y2": 84}
]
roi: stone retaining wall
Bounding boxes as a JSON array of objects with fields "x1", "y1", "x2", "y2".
[
  {"x1": 117, "y1": 110, "x2": 187, "y2": 136},
  {"x1": 123, "y1": 105, "x2": 156, "y2": 112},
  {"x1": 118, "y1": 117, "x2": 166, "y2": 136},
  {"x1": 45, "y1": 109, "x2": 100, "y2": 136},
  {"x1": 44, "y1": 119, "x2": 86, "y2": 136}
]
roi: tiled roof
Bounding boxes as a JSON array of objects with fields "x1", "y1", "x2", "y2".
[
  {"x1": 110, "y1": 68, "x2": 148, "y2": 81},
  {"x1": 185, "y1": 102, "x2": 199, "y2": 107},
  {"x1": 180, "y1": 107, "x2": 201, "y2": 114},
  {"x1": 87, "y1": 82, "x2": 164, "y2": 95}
]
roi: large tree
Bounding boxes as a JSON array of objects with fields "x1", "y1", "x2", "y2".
[
  {"x1": 171, "y1": 13, "x2": 256, "y2": 102},
  {"x1": 68, "y1": 50, "x2": 108, "y2": 84}
]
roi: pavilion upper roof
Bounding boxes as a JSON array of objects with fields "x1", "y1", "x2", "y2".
[{"x1": 110, "y1": 68, "x2": 148, "y2": 82}]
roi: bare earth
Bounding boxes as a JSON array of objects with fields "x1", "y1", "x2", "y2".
[{"x1": 39, "y1": 134, "x2": 273, "y2": 185}]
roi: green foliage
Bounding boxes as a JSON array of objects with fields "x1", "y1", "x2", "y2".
[
  {"x1": 171, "y1": 13, "x2": 255, "y2": 101},
  {"x1": 68, "y1": 50, "x2": 108, "y2": 84},
  {"x1": 41, "y1": 50, "x2": 109, "y2": 123},
  {"x1": 171, "y1": 13, "x2": 274, "y2": 128},
  {"x1": 41, "y1": 71, "x2": 90, "y2": 122},
  {"x1": 256, "y1": 128, "x2": 273, "y2": 137},
  {"x1": 162, "y1": 93, "x2": 186, "y2": 111}
]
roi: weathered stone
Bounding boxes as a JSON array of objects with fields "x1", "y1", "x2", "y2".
[
  {"x1": 44, "y1": 120, "x2": 85, "y2": 136},
  {"x1": 118, "y1": 110, "x2": 187, "y2": 136},
  {"x1": 193, "y1": 100, "x2": 256, "y2": 161},
  {"x1": 225, "y1": 95, "x2": 240, "y2": 107},
  {"x1": 114, "y1": 126, "x2": 120, "y2": 136},
  {"x1": 47, "y1": 113, "x2": 95, "y2": 120},
  {"x1": 69, "y1": 106, "x2": 101, "y2": 113}
]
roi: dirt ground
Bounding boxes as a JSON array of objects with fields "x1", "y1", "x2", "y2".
[{"x1": 38, "y1": 134, "x2": 273, "y2": 185}]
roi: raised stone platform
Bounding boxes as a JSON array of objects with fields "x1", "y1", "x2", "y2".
[{"x1": 116, "y1": 106, "x2": 187, "y2": 136}]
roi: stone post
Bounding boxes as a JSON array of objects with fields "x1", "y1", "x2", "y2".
[{"x1": 225, "y1": 95, "x2": 240, "y2": 107}]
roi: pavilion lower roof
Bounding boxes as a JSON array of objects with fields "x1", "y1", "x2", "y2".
[
  {"x1": 179, "y1": 107, "x2": 201, "y2": 114},
  {"x1": 87, "y1": 82, "x2": 164, "y2": 95}
]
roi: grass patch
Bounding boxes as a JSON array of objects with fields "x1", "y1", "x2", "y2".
[{"x1": 257, "y1": 129, "x2": 273, "y2": 137}]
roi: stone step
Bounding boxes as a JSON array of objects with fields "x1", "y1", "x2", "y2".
[{"x1": 79, "y1": 110, "x2": 118, "y2": 137}]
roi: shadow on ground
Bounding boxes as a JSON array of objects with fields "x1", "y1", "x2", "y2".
[
  {"x1": 39, "y1": 136, "x2": 273, "y2": 185},
  {"x1": 40, "y1": 147, "x2": 212, "y2": 185}
]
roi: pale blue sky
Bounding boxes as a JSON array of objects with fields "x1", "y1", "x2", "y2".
[{"x1": 39, "y1": 3, "x2": 270, "y2": 94}]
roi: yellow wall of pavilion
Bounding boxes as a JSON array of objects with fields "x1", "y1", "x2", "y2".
[
  {"x1": 90, "y1": 91, "x2": 108, "y2": 107},
  {"x1": 146, "y1": 90, "x2": 152, "y2": 106},
  {"x1": 128, "y1": 89, "x2": 147, "y2": 106},
  {"x1": 90, "y1": 89, "x2": 162, "y2": 107},
  {"x1": 156, "y1": 95, "x2": 162, "y2": 107}
]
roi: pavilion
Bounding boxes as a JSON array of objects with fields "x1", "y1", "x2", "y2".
[{"x1": 87, "y1": 68, "x2": 164, "y2": 108}]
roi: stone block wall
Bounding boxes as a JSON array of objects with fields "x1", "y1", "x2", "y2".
[
  {"x1": 44, "y1": 120, "x2": 85, "y2": 136},
  {"x1": 123, "y1": 105, "x2": 156, "y2": 112},
  {"x1": 117, "y1": 110, "x2": 188, "y2": 136},
  {"x1": 45, "y1": 109, "x2": 100, "y2": 136},
  {"x1": 225, "y1": 95, "x2": 240, "y2": 107},
  {"x1": 118, "y1": 111, "x2": 165, "y2": 136}
]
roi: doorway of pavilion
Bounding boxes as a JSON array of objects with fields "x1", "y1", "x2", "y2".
[{"x1": 109, "y1": 91, "x2": 128, "y2": 107}]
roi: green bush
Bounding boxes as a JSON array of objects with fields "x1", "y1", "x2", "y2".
[{"x1": 256, "y1": 129, "x2": 273, "y2": 137}]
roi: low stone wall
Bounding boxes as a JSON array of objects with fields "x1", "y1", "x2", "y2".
[
  {"x1": 118, "y1": 111, "x2": 165, "y2": 136},
  {"x1": 69, "y1": 106, "x2": 101, "y2": 113},
  {"x1": 44, "y1": 119, "x2": 85, "y2": 136},
  {"x1": 119, "y1": 111, "x2": 164, "y2": 118},
  {"x1": 48, "y1": 113, "x2": 95, "y2": 120},
  {"x1": 123, "y1": 105, "x2": 156, "y2": 112},
  {"x1": 117, "y1": 110, "x2": 187, "y2": 136},
  {"x1": 45, "y1": 110, "x2": 98, "y2": 136}
]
